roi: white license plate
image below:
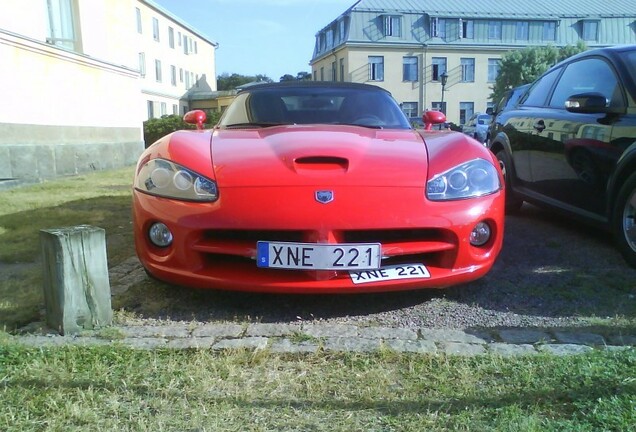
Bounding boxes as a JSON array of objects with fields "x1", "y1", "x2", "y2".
[
  {"x1": 349, "y1": 264, "x2": 431, "y2": 284},
  {"x1": 257, "y1": 241, "x2": 381, "y2": 270}
]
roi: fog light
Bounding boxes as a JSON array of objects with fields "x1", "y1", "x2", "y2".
[
  {"x1": 149, "y1": 222, "x2": 173, "y2": 247},
  {"x1": 470, "y1": 222, "x2": 491, "y2": 246}
]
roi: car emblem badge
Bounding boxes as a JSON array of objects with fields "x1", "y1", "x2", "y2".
[{"x1": 315, "y1": 190, "x2": 334, "y2": 204}]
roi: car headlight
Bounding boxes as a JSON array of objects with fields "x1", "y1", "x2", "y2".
[
  {"x1": 427, "y1": 158, "x2": 500, "y2": 201},
  {"x1": 135, "y1": 158, "x2": 218, "y2": 202}
]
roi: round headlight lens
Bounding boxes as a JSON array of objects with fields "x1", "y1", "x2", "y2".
[
  {"x1": 149, "y1": 222, "x2": 173, "y2": 247},
  {"x1": 173, "y1": 170, "x2": 194, "y2": 191}
]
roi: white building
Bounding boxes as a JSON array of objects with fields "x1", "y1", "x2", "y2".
[{"x1": 0, "y1": 0, "x2": 217, "y2": 186}]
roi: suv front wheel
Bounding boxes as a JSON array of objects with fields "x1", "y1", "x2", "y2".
[{"x1": 613, "y1": 172, "x2": 636, "y2": 268}]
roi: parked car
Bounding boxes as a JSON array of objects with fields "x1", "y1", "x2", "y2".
[
  {"x1": 133, "y1": 82, "x2": 505, "y2": 293},
  {"x1": 462, "y1": 113, "x2": 492, "y2": 144},
  {"x1": 485, "y1": 83, "x2": 531, "y2": 146},
  {"x1": 488, "y1": 45, "x2": 636, "y2": 267}
]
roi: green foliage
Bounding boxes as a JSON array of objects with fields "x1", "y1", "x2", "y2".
[
  {"x1": 490, "y1": 41, "x2": 587, "y2": 104},
  {"x1": 143, "y1": 114, "x2": 192, "y2": 147},
  {"x1": 217, "y1": 72, "x2": 273, "y2": 90},
  {"x1": 143, "y1": 112, "x2": 222, "y2": 147}
]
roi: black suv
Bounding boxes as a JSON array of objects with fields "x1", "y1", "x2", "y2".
[{"x1": 488, "y1": 45, "x2": 636, "y2": 267}]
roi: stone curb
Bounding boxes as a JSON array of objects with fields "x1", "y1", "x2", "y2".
[{"x1": 10, "y1": 323, "x2": 636, "y2": 357}]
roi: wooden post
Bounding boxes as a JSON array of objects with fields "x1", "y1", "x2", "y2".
[{"x1": 40, "y1": 225, "x2": 112, "y2": 335}]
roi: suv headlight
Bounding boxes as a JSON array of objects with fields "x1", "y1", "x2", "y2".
[
  {"x1": 135, "y1": 158, "x2": 218, "y2": 202},
  {"x1": 427, "y1": 158, "x2": 500, "y2": 201}
]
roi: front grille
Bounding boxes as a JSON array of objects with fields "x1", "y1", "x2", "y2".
[{"x1": 192, "y1": 228, "x2": 459, "y2": 269}]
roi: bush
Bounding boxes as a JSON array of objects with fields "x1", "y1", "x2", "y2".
[{"x1": 143, "y1": 111, "x2": 222, "y2": 148}]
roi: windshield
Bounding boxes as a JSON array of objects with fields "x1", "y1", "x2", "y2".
[{"x1": 219, "y1": 85, "x2": 411, "y2": 130}]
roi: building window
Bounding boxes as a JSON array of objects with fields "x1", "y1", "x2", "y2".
[
  {"x1": 320, "y1": 67, "x2": 324, "y2": 81},
  {"x1": 488, "y1": 58, "x2": 500, "y2": 82},
  {"x1": 459, "y1": 102, "x2": 474, "y2": 125},
  {"x1": 403, "y1": 56, "x2": 418, "y2": 81},
  {"x1": 461, "y1": 58, "x2": 475, "y2": 82},
  {"x1": 488, "y1": 21, "x2": 502, "y2": 39},
  {"x1": 172, "y1": 104, "x2": 178, "y2": 115},
  {"x1": 543, "y1": 22, "x2": 556, "y2": 40},
  {"x1": 460, "y1": 19, "x2": 474, "y2": 39},
  {"x1": 383, "y1": 15, "x2": 401, "y2": 37},
  {"x1": 178, "y1": 31, "x2": 182, "y2": 46},
  {"x1": 582, "y1": 20, "x2": 599, "y2": 41},
  {"x1": 431, "y1": 102, "x2": 446, "y2": 112},
  {"x1": 147, "y1": 100, "x2": 154, "y2": 118},
  {"x1": 185, "y1": 70, "x2": 190, "y2": 88},
  {"x1": 194, "y1": 40, "x2": 198, "y2": 54},
  {"x1": 431, "y1": 57, "x2": 447, "y2": 81},
  {"x1": 160, "y1": 102, "x2": 167, "y2": 116},
  {"x1": 331, "y1": 61, "x2": 337, "y2": 81},
  {"x1": 339, "y1": 58, "x2": 345, "y2": 82},
  {"x1": 171, "y1": 65, "x2": 176, "y2": 86},
  {"x1": 136, "y1": 7, "x2": 142, "y2": 33},
  {"x1": 179, "y1": 68, "x2": 183, "y2": 82},
  {"x1": 368, "y1": 56, "x2": 384, "y2": 81},
  {"x1": 326, "y1": 29, "x2": 334, "y2": 48},
  {"x1": 401, "y1": 102, "x2": 418, "y2": 118},
  {"x1": 155, "y1": 59, "x2": 162, "y2": 82},
  {"x1": 46, "y1": 0, "x2": 79, "y2": 50},
  {"x1": 168, "y1": 27, "x2": 174, "y2": 48},
  {"x1": 431, "y1": 17, "x2": 446, "y2": 38},
  {"x1": 338, "y1": 19, "x2": 346, "y2": 42},
  {"x1": 516, "y1": 21, "x2": 529, "y2": 40},
  {"x1": 138, "y1": 52, "x2": 146, "y2": 77},
  {"x1": 152, "y1": 17, "x2": 160, "y2": 41}
]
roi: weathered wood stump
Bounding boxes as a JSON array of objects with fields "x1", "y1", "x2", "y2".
[{"x1": 40, "y1": 225, "x2": 112, "y2": 335}]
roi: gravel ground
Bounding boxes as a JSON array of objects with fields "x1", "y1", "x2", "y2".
[{"x1": 117, "y1": 203, "x2": 636, "y2": 331}]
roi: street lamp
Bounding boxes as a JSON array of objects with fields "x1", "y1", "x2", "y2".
[{"x1": 440, "y1": 71, "x2": 448, "y2": 114}]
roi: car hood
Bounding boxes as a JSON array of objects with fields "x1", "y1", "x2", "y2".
[{"x1": 210, "y1": 125, "x2": 428, "y2": 187}]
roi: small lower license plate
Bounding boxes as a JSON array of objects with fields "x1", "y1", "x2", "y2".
[
  {"x1": 257, "y1": 241, "x2": 381, "y2": 270},
  {"x1": 349, "y1": 264, "x2": 431, "y2": 284}
]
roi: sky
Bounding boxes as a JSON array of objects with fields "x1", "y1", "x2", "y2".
[{"x1": 152, "y1": 0, "x2": 356, "y2": 81}]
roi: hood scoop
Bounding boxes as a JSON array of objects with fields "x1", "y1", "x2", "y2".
[{"x1": 293, "y1": 156, "x2": 349, "y2": 174}]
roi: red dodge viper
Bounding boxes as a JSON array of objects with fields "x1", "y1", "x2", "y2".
[{"x1": 133, "y1": 82, "x2": 505, "y2": 293}]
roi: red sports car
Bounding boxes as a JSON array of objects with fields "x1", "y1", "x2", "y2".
[{"x1": 133, "y1": 82, "x2": 505, "y2": 293}]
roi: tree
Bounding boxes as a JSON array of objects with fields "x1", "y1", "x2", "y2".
[
  {"x1": 296, "y1": 71, "x2": 311, "y2": 81},
  {"x1": 490, "y1": 41, "x2": 587, "y2": 103},
  {"x1": 279, "y1": 74, "x2": 296, "y2": 82},
  {"x1": 216, "y1": 73, "x2": 272, "y2": 90}
]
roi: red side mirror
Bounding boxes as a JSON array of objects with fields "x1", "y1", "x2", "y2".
[
  {"x1": 422, "y1": 110, "x2": 446, "y2": 131},
  {"x1": 183, "y1": 110, "x2": 207, "y2": 130}
]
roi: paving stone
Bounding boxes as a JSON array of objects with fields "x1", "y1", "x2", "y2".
[
  {"x1": 212, "y1": 337, "x2": 269, "y2": 350},
  {"x1": 384, "y1": 339, "x2": 437, "y2": 354},
  {"x1": 607, "y1": 334, "x2": 636, "y2": 346},
  {"x1": 302, "y1": 323, "x2": 358, "y2": 338},
  {"x1": 166, "y1": 337, "x2": 216, "y2": 349},
  {"x1": 358, "y1": 326, "x2": 417, "y2": 340},
  {"x1": 498, "y1": 329, "x2": 552, "y2": 344},
  {"x1": 420, "y1": 329, "x2": 489, "y2": 344},
  {"x1": 119, "y1": 338, "x2": 168, "y2": 349},
  {"x1": 269, "y1": 338, "x2": 320, "y2": 354},
  {"x1": 438, "y1": 342, "x2": 487, "y2": 356},
  {"x1": 553, "y1": 332, "x2": 605, "y2": 346},
  {"x1": 245, "y1": 323, "x2": 302, "y2": 337},
  {"x1": 488, "y1": 343, "x2": 538, "y2": 357},
  {"x1": 322, "y1": 337, "x2": 382, "y2": 352},
  {"x1": 192, "y1": 323, "x2": 244, "y2": 338},
  {"x1": 119, "y1": 325, "x2": 191, "y2": 338},
  {"x1": 538, "y1": 344, "x2": 594, "y2": 356}
]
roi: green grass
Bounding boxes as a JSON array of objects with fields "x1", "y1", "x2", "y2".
[
  {"x1": 0, "y1": 342, "x2": 634, "y2": 431},
  {"x1": 0, "y1": 167, "x2": 135, "y2": 330}
]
